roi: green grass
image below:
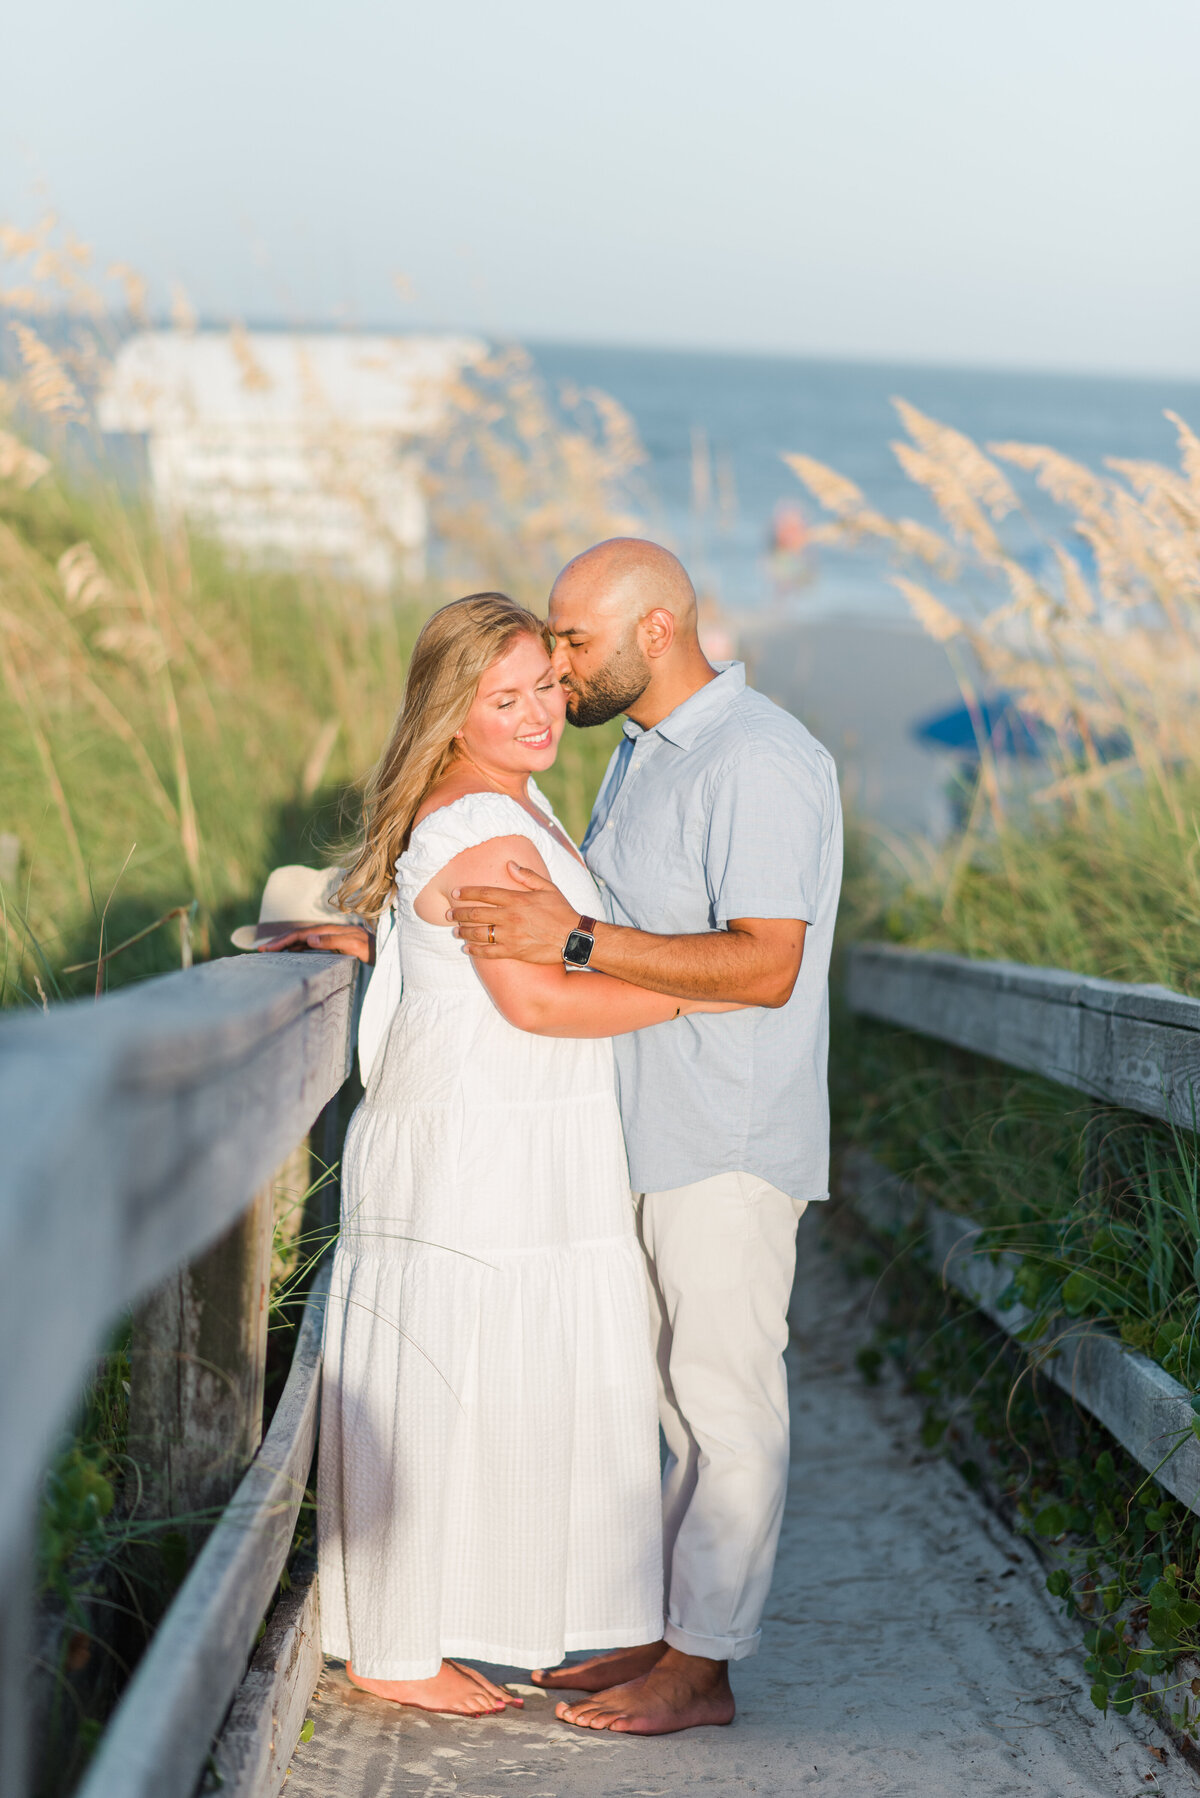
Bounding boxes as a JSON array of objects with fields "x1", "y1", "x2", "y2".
[
  {"x1": 842, "y1": 771, "x2": 1200, "y2": 998},
  {"x1": 835, "y1": 778, "x2": 1200, "y2": 1728},
  {"x1": 0, "y1": 470, "x2": 619, "y2": 1005},
  {"x1": 838, "y1": 1015, "x2": 1200, "y2": 1375}
]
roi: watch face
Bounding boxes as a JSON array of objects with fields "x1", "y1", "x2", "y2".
[{"x1": 564, "y1": 928, "x2": 594, "y2": 966}]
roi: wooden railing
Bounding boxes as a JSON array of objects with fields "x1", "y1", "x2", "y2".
[
  {"x1": 0, "y1": 952, "x2": 359, "y2": 1798},
  {"x1": 845, "y1": 943, "x2": 1200, "y2": 1130},
  {"x1": 843, "y1": 943, "x2": 1200, "y2": 1513}
]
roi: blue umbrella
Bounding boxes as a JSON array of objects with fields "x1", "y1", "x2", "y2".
[{"x1": 912, "y1": 693, "x2": 1045, "y2": 761}]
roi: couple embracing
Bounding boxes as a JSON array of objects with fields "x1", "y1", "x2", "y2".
[{"x1": 273, "y1": 538, "x2": 842, "y2": 1735}]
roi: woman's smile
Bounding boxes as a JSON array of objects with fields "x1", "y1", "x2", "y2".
[{"x1": 517, "y1": 726, "x2": 552, "y2": 748}]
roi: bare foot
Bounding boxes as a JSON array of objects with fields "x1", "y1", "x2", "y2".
[
  {"x1": 347, "y1": 1658, "x2": 524, "y2": 1715},
  {"x1": 531, "y1": 1640, "x2": 667, "y2": 1692},
  {"x1": 555, "y1": 1648, "x2": 735, "y2": 1735}
]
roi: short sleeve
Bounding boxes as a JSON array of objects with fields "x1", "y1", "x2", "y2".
[
  {"x1": 704, "y1": 746, "x2": 835, "y2": 926},
  {"x1": 394, "y1": 793, "x2": 542, "y2": 909}
]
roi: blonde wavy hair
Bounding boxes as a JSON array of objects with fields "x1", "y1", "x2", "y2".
[{"x1": 336, "y1": 592, "x2": 549, "y2": 920}]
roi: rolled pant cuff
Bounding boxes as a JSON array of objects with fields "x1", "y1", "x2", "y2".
[{"x1": 664, "y1": 1621, "x2": 761, "y2": 1662}]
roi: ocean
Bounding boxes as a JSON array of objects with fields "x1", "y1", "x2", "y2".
[{"x1": 528, "y1": 341, "x2": 1200, "y2": 625}]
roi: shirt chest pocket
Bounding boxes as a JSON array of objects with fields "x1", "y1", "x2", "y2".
[{"x1": 609, "y1": 790, "x2": 717, "y2": 933}]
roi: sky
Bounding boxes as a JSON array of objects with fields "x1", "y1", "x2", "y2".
[{"x1": 3, "y1": 0, "x2": 1198, "y2": 376}]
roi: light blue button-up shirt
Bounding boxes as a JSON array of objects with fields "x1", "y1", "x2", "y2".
[{"x1": 582, "y1": 662, "x2": 842, "y2": 1202}]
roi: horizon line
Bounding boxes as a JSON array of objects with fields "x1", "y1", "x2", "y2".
[{"x1": 5, "y1": 305, "x2": 1200, "y2": 389}]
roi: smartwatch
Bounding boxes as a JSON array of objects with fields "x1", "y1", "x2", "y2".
[{"x1": 563, "y1": 914, "x2": 598, "y2": 971}]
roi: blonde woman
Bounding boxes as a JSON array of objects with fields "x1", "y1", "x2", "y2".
[{"x1": 268, "y1": 593, "x2": 728, "y2": 1718}]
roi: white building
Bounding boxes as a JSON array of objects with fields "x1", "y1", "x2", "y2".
[{"x1": 98, "y1": 329, "x2": 484, "y2": 588}]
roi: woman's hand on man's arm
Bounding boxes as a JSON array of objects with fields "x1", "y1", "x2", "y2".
[{"x1": 259, "y1": 925, "x2": 375, "y2": 964}]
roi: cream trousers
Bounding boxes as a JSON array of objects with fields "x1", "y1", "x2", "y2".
[{"x1": 636, "y1": 1170, "x2": 807, "y2": 1663}]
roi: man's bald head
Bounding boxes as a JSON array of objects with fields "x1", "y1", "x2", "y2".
[
  {"x1": 548, "y1": 538, "x2": 710, "y2": 730},
  {"x1": 551, "y1": 537, "x2": 698, "y2": 635}
]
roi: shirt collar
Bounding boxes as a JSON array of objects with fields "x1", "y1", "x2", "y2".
[{"x1": 622, "y1": 661, "x2": 745, "y2": 749}]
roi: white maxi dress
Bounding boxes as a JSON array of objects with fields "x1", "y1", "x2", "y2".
[{"x1": 317, "y1": 785, "x2": 664, "y2": 1679}]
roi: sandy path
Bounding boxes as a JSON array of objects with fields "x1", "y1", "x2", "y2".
[{"x1": 284, "y1": 1216, "x2": 1195, "y2": 1797}]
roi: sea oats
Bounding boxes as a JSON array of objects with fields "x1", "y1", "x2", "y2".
[
  {"x1": 586, "y1": 389, "x2": 647, "y2": 471},
  {"x1": 107, "y1": 262, "x2": 149, "y2": 325},
  {"x1": 25, "y1": 242, "x2": 107, "y2": 317},
  {"x1": 781, "y1": 452, "x2": 867, "y2": 518},
  {"x1": 891, "y1": 440, "x2": 1003, "y2": 561},
  {"x1": 9, "y1": 321, "x2": 87, "y2": 421},
  {"x1": 170, "y1": 282, "x2": 198, "y2": 334},
  {"x1": 57, "y1": 542, "x2": 114, "y2": 613},
  {"x1": 989, "y1": 441, "x2": 1109, "y2": 519},
  {"x1": 229, "y1": 322, "x2": 272, "y2": 392},
  {"x1": 1051, "y1": 544, "x2": 1096, "y2": 617},
  {"x1": 894, "y1": 399, "x2": 1017, "y2": 518},
  {"x1": 426, "y1": 343, "x2": 649, "y2": 602},
  {"x1": 92, "y1": 622, "x2": 169, "y2": 674},
  {"x1": 1165, "y1": 411, "x2": 1200, "y2": 497},
  {"x1": 998, "y1": 558, "x2": 1053, "y2": 620},
  {"x1": 1106, "y1": 459, "x2": 1200, "y2": 545},
  {"x1": 0, "y1": 224, "x2": 38, "y2": 259},
  {"x1": 1031, "y1": 756, "x2": 1140, "y2": 804},
  {"x1": 891, "y1": 518, "x2": 959, "y2": 576},
  {"x1": 0, "y1": 429, "x2": 50, "y2": 489},
  {"x1": 0, "y1": 286, "x2": 51, "y2": 314},
  {"x1": 62, "y1": 334, "x2": 107, "y2": 389},
  {"x1": 892, "y1": 575, "x2": 966, "y2": 644},
  {"x1": 789, "y1": 405, "x2": 1200, "y2": 819}
]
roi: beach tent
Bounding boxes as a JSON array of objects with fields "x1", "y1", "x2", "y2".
[{"x1": 911, "y1": 694, "x2": 1044, "y2": 761}]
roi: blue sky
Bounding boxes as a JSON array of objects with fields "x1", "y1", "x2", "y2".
[{"x1": 4, "y1": 0, "x2": 1197, "y2": 374}]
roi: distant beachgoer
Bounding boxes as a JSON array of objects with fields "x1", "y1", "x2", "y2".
[
  {"x1": 768, "y1": 500, "x2": 816, "y2": 598},
  {"x1": 770, "y1": 501, "x2": 810, "y2": 557},
  {"x1": 449, "y1": 539, "x2": 843, "y2": 1733},
  {"x1": 697, "y1": 595, "x2": 735, "y2": 662}
]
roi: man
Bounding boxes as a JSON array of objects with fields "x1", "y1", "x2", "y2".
[{"x1": 449, "y1": 538, "x2": 842, "y2": 1734}]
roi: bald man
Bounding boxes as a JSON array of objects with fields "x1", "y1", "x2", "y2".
[{"x1": 449, "y1": 539, "x2": 843, "y2": 1734}]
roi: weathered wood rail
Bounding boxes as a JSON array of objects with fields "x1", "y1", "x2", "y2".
[
  {"x1": 0, "y1": 952, "x2": 359, "y2": 1798},
  {"x1": 844, "y1": 942, "x2": 1200, "y2": 1508},
  {"x1": 846, "y1": 943, "x2": 1200, "y2": 1131}
]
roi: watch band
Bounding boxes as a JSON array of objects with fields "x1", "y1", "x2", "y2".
[{"x1": 577, "y1": 914, "x2": 597, "y2": 936}]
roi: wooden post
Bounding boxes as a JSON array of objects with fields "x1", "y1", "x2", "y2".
[
  {"x1": 129, "y1": 1181, "x2": 275, "y2": 1537},
  {"x1": 0, "y1": 1522, "x2": 32, "y2": 1798},
  {"x1": 316, "y1": 1095, "x2": 343, "y2": 1240}
]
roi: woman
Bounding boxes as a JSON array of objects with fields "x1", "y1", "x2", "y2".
[{"x1": 271, "y1": 593, "x2": 725, "y2": 1718}]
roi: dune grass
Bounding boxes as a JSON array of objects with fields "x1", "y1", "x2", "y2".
[
  {"x1": 804, "y1": 403, "x2": 1200, "y2": 1725},
  {"x1": 807, "y1": 399, "x2": 1200, "y2": 1303},
  {"x1": 0, "y1": 218, "x2": 645, "y2": 1003},
  {"x1": 0, "y1": 447, "x2": 622, "y2": 1008},
  {"x1": 840, "y1": 770, "x2": 1200, "y2": 997},
  {"x1": 789, "y1": 395, "x2": 1200, "y2": 986}
]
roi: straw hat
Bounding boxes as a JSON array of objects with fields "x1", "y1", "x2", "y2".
[{"x1": 231, "y1": 864, "x2": 352, "y2": 950}]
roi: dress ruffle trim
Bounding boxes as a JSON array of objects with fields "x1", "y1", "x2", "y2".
[{"x1": 394, "y1": 788, "x2": 557, "y2": 905}]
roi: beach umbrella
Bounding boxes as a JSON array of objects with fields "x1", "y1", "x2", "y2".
[{"x1": 911, "y1": 693, "x2": 1044, "y2": 761}]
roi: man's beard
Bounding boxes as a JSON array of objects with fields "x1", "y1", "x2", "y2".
[{"x1": 563, "y1": 639, "x2": 651, "y2": 728}]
